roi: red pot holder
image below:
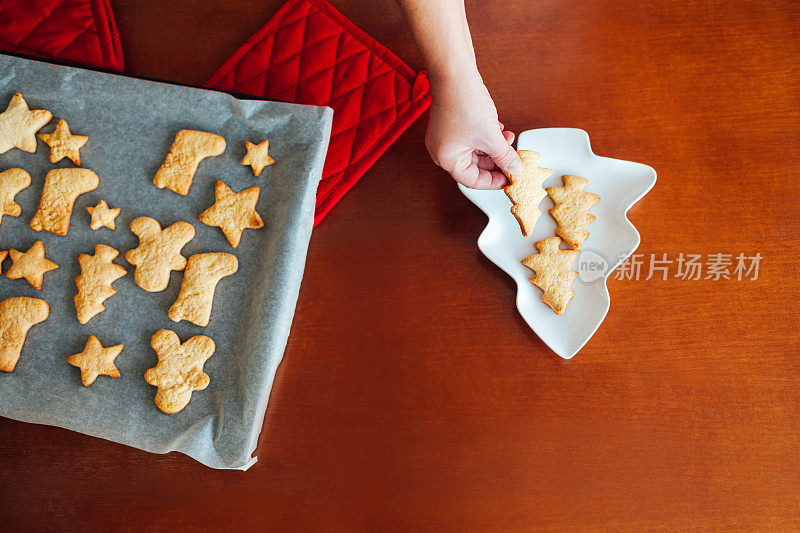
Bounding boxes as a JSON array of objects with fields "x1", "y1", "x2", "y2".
[
  {"x1": 0, "y1": 0, "x2": 124, "y2": 71},
  {"x1": 205, "y1": 0, "x2": 431, "y2": 225}
]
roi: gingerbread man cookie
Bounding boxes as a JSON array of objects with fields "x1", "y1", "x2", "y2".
[
  {"x1": 125, "y1": 217, "x2": 195, "y2": 292},
  {"x1": 145, "y1": 329, "x2": 215, "y2": 414}
]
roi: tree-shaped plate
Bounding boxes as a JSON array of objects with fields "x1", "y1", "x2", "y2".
[{"x1": 458, "y1": 128, "x2": 656, "y2": 358}]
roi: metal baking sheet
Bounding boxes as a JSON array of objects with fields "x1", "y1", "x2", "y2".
[{"x1": 0, "y1": 54, "x2": 332, "y2": 469}]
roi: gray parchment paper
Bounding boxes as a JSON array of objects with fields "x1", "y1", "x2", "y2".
[{"x1": 0, "y1": 54, "x2": 332, "y2": 469}]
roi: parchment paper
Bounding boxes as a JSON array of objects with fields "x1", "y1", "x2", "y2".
[{"x1": 0, "y1": 54, "x2": 332, "y2": 469}]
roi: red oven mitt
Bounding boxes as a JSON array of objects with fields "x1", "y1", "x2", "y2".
[
  {"x1": 205, "y1": 0, "x2": 431, "y2": 225},
  {"x1": 0, "y1": 0, "x2": 124, "y2": 71}
]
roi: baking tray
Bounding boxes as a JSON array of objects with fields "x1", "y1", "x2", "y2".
[{"x1": 0, "y1": 54, "x2": 333, "y2": 469}]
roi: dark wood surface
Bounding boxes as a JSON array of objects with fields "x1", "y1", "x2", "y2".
[{"x1": 3, "y1": 0, "x2": 799, "y2": 529}]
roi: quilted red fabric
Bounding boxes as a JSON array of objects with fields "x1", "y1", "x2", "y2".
[
  {"x1": 0, "y1": 0, "x2": 124, "y2": 71},
  {"x1": 205, "y1": 0, "x2": 431, "y2": 225}
]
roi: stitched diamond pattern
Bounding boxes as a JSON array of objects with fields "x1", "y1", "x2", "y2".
[
  {"x1": 205, "y1": 0, "x2": 431, "y2": 225},
  {"x1": 0, "y1": 0, "x2": 124, "y2": 71}
]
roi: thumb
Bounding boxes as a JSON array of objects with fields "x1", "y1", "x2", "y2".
[{"x1": 482, "y1": 130, "x2": 523, "y2": 175}]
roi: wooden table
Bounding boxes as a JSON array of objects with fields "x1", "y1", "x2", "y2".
[{"x1": 3, "y1": 0, "x2": 799, "y2": 529}]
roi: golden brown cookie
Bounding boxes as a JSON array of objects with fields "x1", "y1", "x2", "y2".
[
  {"x1": 66, "y1": 335, "x2": 123, "y2": 386},
  {"x1": 38, "y1": 119, "x2": 88, "y2": 165},
  {"x1": 0, "y1": 92, "x2": 52, "y2": 154},
  {"x1": 0, "y1": 250, "x2": 6, "y2": 272},
  {"x1": 0, "y1": 168, "x2": 31, "y2": 228},
  {"x1": 125, "y1": 217, "x2": 195, "y2": 292},
  {"x1": 30, "y1": 168, "x2": 99, "y2": 236},
  {"x1": 199, "y1": 180, "x2": 263, "y2": 248},
  {"x1": 153, "y1": 129, "x2": 226, "y2": 195},
  {"x1": 168, "y1": 253, "x2": 238, "y2": 327},
  {"x1": 521, "y1": 236, "x2": 579, "y2": 315},
  {"x1": 75, "y1": 244, "x2": 127, "y2": 324},
  {"x1": 6, "y1": 240, "x2": 59, "y2": 289},
  {"x1": 546, "y1": 175, "x2": 600, "y2": 250},
  {"x1": 86, "y1": 199, "x2": 120, "y2": 230},
  {"x1": 241, "y1": 139, "x2": 275, "y2": 176},
  {"x1": 503, "y1": 150, "x2": 553, "y2": 237},
  {"x1": 0, "y1": 296, "x2": 49, "y2": 372},
  {"x1": 144, "y1": 329, "x2": 215, "y2": 414}
]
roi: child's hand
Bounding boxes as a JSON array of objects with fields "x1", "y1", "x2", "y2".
[{"x1": 425, "y1": 73, "x2": 522, "y2": 189}]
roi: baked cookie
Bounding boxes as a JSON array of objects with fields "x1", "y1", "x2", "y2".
[
  {"x1": 0, "y1": 168, "x2": 31, "y2": 228},
  {"x1": 86, "y1": 200, "x2": 120, "y2": 230},
  {"x1": 521, "y1": 236, "x2": 579, "y2": 315},
  {"x1": 0, "y1": 92, "x2": 52, "y2": 154},
  {"x1": 30, "y1": 168, "x2": 99, "y2": 236},
  {"x1": 168, "y1": 253, "x2": 238, "y2": 326},
  {"x1": 145, "y1": 329, "x2": 215, "y2": 414},
  {"x1": 199, "y1": 180, "x2": 263, "y2": 247},
  {"x1": 503, "y1": 150, "x2": 553, "y2": 237},
  {"x1": 546, "y1": 175, "x2": 600, "y2": 250},
  {"x1": 241, "y1": 139, "x2": 275, "y2": 176},
  {"x1": 125, "y1": 217, "x2": 195, "y2": 292},
  {"x1": 153, "y1": 129, "x2": 226, "y2": 195},
  {"x1": 67, "y1": 335, "x2": 123, "y2": 386},
  {"x1": 38, "y1": 119, "x2": 88, "y2": 165},
  {"x1": 0, "y1": 296, "x2": 49, "y2": 372},
  {"x1": 6, "y1": 240, "x2": 59, "y2": 289},
  {"x1": 75, "y1": 244, "x2": 127, "y2": 324}
]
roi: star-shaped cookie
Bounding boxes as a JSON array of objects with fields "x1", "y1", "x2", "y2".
[
  {"x1": 241, "y1": 139, "x2": 275, "y2": 176},
  {"x1": 6, "y1": 241, "x2": 59, "y2": 289},
  {"x1": 86, "y1": 200, "x2": 120, "y2": 230},
  {"x1": 67, "y1": 335, "x2": 123, "y2": 386},
  {"x1": 38, "y1": 119, "x2": 88, "y2": 165},
  {"x1": 199, "y1": 180, "x2": 264, "y2": 247},
  {"x1": 0, "y1": 92, "x2": 52, "y2": 154}
]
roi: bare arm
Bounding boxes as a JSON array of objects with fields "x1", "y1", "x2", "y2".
[{"x1": 397, "y1": 0, "x2": 522, "y2": 188}]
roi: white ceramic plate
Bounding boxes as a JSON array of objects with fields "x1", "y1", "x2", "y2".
[{"x1": 459, "y1": 128, "x2": 656, "y2": 358}]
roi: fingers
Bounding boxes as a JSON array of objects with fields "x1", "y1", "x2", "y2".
[
  {"x1": 452, "y1": 159, "x2": 508, "y2": 190},
  {"x1": 481, "y1": 129, "x2": 523, "y2": 175},
  {"x1": 502, "y1": 130, "x2": 515, "y2": 145}
]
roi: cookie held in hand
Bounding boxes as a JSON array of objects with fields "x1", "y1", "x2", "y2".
[{"x1": 503, "y1": 150, "x2": 552, "y2": 237}]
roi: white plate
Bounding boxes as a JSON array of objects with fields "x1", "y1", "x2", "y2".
[{"x1": 459, "y1": 128, "x2": 656, "y2": 358}]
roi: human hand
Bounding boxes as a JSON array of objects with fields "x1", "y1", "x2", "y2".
[{"x1": 425, "y1": 73, "x2": 522, "y2": 189}]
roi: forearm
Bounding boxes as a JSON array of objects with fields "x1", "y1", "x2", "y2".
[{"x1": 396, "y1": 0, "x2": 480, "y2": 85}]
